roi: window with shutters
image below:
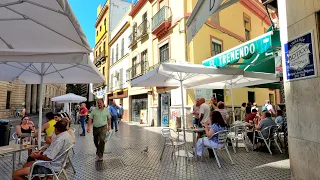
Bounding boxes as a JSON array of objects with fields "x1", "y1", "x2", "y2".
[
  {"x1": 121, "y1": 38, "x2": 124, "y2": 57},
  {"x1": 119, "y1": 68, "x2": 123, "y2": 88},
  {"x1": 243, "y1": 13, "x2": 251, "y2": 40},
  {"x1": 111, "y1": 48, "x2": 114, "y2": 64},
  {"x1": 116, "y1": 44, "x2": 119, "y2": 61},
  {"x1": 159, "y1": 43, "x2": 169, "y2": 63},
  {"x1": 211, "y1": 38, "x2": 222, "y2": 56}
]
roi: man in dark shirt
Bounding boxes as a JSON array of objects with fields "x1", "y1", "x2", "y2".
[{"x1": 245, "y1": 109, "x2": 258, "y2": 123}]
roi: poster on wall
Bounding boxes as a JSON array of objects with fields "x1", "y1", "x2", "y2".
[
  {"x1": 140, "y1": 110, "x2": 147, "y2": 124},
  {"x1": 285, "y1": 31, "x2": 317, "y2": 81},
  {"x1": 195, "y1": 89, "x2": 213, "y2": 100},
  {"x1": 161, "y1": 94, "x2": 170, "y2": 127}
]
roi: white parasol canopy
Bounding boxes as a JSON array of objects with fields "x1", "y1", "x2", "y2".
[
  {"x1": 52, "y1": 93, "x2": 87, "y2": 103},
  {"x1": 131, "y1": 62, "x2": 244, "y2": 145},
  {"x1": 0, "y1": 0, "x2": 91, "y2": 63}
]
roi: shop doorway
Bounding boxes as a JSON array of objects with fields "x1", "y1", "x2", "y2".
[{"x1": 131, "y1": 94, "x2": 148, "y2": 122}]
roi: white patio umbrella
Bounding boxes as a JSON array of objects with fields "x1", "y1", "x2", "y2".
[
  {"x1": 0, "y1": 0, "x2": 91, "y2": 63},
  {"x1": 52, "y1": 93, "x2": 87, "y2": 116},
  {"x1": 0, "y1": 0, "x2": 96, "y2": 149},
  {"x1": 52, "y1": 93, "x2": 87, "y2": 103},
  {"x1": 185, "y1": 71, "x2": 279, "y2": 122},
  {"x1": 0, "y1": 57, "x2": 105, "y2": 149},
  {"x1": 130, "y1": 62, "x2": 244, "y2": 143}
]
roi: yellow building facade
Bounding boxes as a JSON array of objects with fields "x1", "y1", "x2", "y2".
[
  {"x1": 93, "y1": 2, "x2": 110, "y2": 96},
  {"x1": 187, "y1": 0, "x2": 279, "y2": 107}
]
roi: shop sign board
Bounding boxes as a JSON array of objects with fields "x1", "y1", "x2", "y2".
[
  {"x1": 195, "y1": 89, "x2": 213, "y2": 100},
  {"x1": 285, "y1": 31, "x2": 317, "y2": 81}
]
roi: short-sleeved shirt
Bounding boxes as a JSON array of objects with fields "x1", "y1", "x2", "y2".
[
  {"x1": 275, "y1": 116, "x2": 284, "y2": 130},
  {"x1": 45, "y1": 120, "x2": 57, "y2": 137},
  {"x1": 199, "y1": 103, "x2": 210, "y2": 124},
  {"x1": 259, "y1": 117, "x2": 276, "y2": 137},
  {"x1": 245, "y1": 113, "x2": 257, "y2": 123},
  {"x1": 42, "y1": 131, "x2": 73, "y2": 172},
  {"x1": 210, "y1": 124, "x2": 227, "y2": 144},
  {"x1": 118, "y1": 106, "x2": 123, "y2": 115},
  {"x1": 191, "y1": 105, "x2": 200, "y2": 118},
  {"x1": 109, "y1": 105, "x2": 118, "y2": 117},
  {"x1": 80, "y1": 107, "x2": 88, "y2": 117},
  {"x1": 89, "y1": 108, "x2": 111, "y2": 128}
]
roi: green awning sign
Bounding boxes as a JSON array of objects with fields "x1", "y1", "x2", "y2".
[{"x1": 202, "y1": 31, "x2": 274, "y2": 67}]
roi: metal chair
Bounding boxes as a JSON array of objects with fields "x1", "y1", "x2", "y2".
[
  {"x1": 12, "y1": 132, "x2": 23, "y2": 163},
  {"x1": 28, "y1": 145, "x2": 74, "y2": 180},
  {"x1": 159, "y1": 128, "x2": 188, "y2": 164},
  {"x1": 228, "y1": 124, "x2": 249, "y2": 153},
  {"x1": 255, "y1": 125, "x2": 283, "y2": 155},
  {"x1": 201, "y1": 130, "x2": 234, "y2": 168}
]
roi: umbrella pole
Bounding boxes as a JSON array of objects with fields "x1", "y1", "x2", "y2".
[
  {"x1": 37, "y1": 63, "x2": 45, "y2": 149},
  {"x1": 180, "y1": 80, "x2": 186, "y2": 143},
  {"x1": 230, "y1": 81, "x2": 236, "y2": 123}
]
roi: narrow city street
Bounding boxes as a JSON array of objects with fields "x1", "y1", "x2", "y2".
[{"x1": 0, "y1": 121, "x2": 290, "y2": 180}]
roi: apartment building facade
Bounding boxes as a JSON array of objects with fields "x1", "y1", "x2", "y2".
[
  {"x1": 108, "y1": 10, "x2": 131, "y2": 120},
  {"x1": 93, "y1": 0, "x2": 132, "y2": 104},
  {"x1": 125, "y1": 0, "x2": 279, "y2": 125}
]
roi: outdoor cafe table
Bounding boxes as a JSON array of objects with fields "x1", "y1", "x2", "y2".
[
  {"x1": 0, "y1": 144, "x2": 36, "y2": 173},
  {"x1": 177, "y1": 128, "x2": 205, "y2": 160}
]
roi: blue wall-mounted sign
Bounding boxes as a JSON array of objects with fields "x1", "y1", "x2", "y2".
[{"x1": 285, "y1": 31, "x2": 317, "y2": 81}]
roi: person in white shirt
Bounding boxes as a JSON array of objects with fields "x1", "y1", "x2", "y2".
[
  {"x1": 199, "y1": 98, "x2": 210, "y2": 125},
  {"x1": 191, "y1": 98, "x2": 201, "y2": 127},
  {"x1": 264, "y1": 100, "x2": 275, "y2": 116}
]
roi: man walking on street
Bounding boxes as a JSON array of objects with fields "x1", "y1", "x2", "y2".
[
  {"x1": 118, "y1": 103, "x2": 123, "y2": 123},
  {"x1": 79, "y1": 103, "x2": 88, "y2": 136},
  {"x1": 87, "y1": 99, "x2": 111, "y2": 161},
  {"x1": 109, "y1": 101, "x2": 119, "y2": 132}
]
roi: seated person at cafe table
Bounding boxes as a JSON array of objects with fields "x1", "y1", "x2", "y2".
[
  {"x1": 15, "y1": 116, "x2": 36, "y2": 138},
  {"x1": 247, "y1": 111, "x2": 276, "y2": 150},
  {"x1": 12, "y1": 120, "x2": 73, "y2": 180},
  {"x1": 196, "y1": 111, "x2": 227, "y2": 159},
  {"x1": 245, "y1": 109, "x2": 258, "y2": 123},
  {"x1": 34, "y1": 112, "x2": 57, "y2": 139}
]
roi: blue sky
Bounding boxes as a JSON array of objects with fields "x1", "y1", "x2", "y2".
[{"x1": 69, "y1": 0, "x2": 138, "y2": 48}]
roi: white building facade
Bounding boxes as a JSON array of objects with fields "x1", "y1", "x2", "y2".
[{"x1": 107, "y1": 12, "x2": 131, "y2": 120}]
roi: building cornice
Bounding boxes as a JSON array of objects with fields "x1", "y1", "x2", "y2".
[
  {"x1": 95, "y1": 5, "x2": 109, "y2": 28},
  {"x1": 128, "y1": 0, "x2": 148, "y2": 18},
  {"x1": 109, "y1": 22, "x2": 130, "y2": 46},
  {"x1": 240, "y1": 0, "x2": 271, "y2": 26}
]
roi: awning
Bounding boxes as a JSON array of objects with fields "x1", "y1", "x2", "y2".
[{"x1": 202, "y1": 30, "x2": 281, "y2": 73}]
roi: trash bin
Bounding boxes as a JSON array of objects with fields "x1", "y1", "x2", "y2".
[{"x1": 0, "y1": 119, "x2": 11, "y2": 146}]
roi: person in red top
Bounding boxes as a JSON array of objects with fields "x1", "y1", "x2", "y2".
[
  {"x1": 79, "y1": 103, "x2": 88, "y2": 136},
  {"x1": 245, "y1": 109, "x2": 258, "y2": 123}
]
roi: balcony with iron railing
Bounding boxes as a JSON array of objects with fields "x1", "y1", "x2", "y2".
[
  {"x1": 94, "y1": 51, "x2": 106, "y2": 67},
  {"x1": 151, "y1": 6, "x2": 172, "y2": 38},
  {"x1": 128, "y1": 30, "x2": 137, "y2": 48},
  {"x1": 93, "y1": 82, "x2": 106, "y2": 90},
  {"x1": 136, "y1": 20, "x2": 149, "y2": 40},
  {"x1": 126, "y1": 60, "x2": 149, "y2": 81}
]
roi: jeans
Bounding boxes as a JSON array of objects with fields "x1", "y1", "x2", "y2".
[
  {"x1": 80, "y1": 116, "x2": 86, "y2": 135},
  {"x1": 111, "y1": 116, "x2": 118, "y2": 130},
  {"x1": 192, "y1": 118, "x2": 201, "y2": 128},
  {"x1": 93, "y1": 125, "x2": 108, "y2": 158},
  {"x1": 196, "y1": 137, "x2": 224, "y2": 156}
]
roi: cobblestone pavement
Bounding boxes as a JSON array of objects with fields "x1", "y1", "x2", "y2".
[{"x1": 0, "y1": 121, "x2": 291, "y2": 180}]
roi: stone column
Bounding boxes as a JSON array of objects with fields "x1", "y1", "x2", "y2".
[
  {"x1": 31, "y1": 84, "x2": 37, "y2": 114},
  {"x1": 25, "y1": 84, "x2": 31, "y2": 114},
  {"x1": 36, "y1": 84, "x2": 41, "y2": 112}
]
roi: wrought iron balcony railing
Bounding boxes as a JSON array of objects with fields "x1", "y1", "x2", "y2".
[
  {"x1": 127, "y1": 60, "x2": 149, "y2": 81},
  {"x1": 128, "y1": 30, "x2": 137, "y2": 48},
  {"x1": 137, "y1": 20, "x2": 149, "y2": 39},
  {"x1": 92, "y1": 82, "x2": 106, "y2": 89},
  {"x1": 94, "y1": 51, "x2": 106, "y2": 66},
  {"x1": 151, "y1": 6, "x2": 172, "y2": 31}
]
